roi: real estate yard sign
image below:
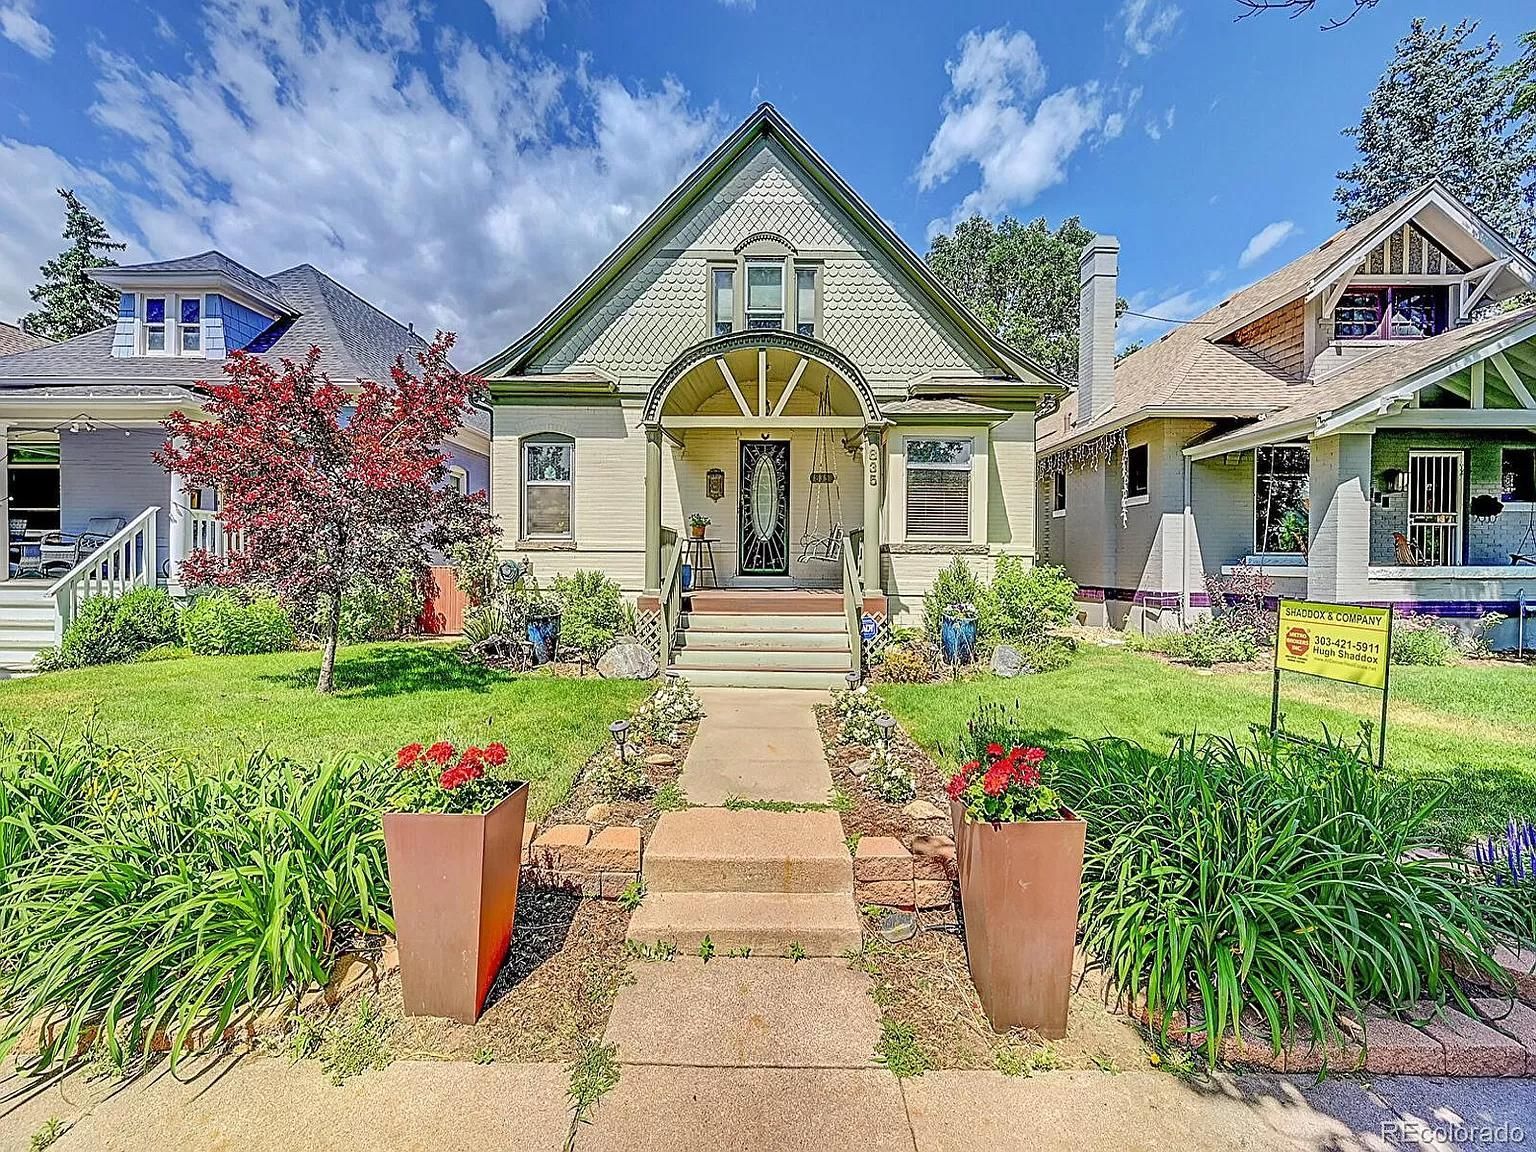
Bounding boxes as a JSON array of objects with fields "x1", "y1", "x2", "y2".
[{"x1": 1270, "y1": 599, "x2": 1394, "y2": 766}]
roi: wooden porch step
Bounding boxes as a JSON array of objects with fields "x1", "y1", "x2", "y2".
[
  {"x1": 685, "y1": 590, "x2": 844, "y2": 615},
  {"x1": 681, "y1": 612, "x2": 847, "y2": 634}
]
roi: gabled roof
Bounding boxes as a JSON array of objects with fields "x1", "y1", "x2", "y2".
[
  {"x1": 477, "y1": 103, "x2": 1064, "y2": 391},
  {"x1": 1038, "y1": 181, "x2": 1536, "y2": 455},
  {"x1": 0, "y1": 322, "x2": 49, "y2": 357},
  {"x1": 93, "y1": 250, "x2": 293, "y2": 313}
]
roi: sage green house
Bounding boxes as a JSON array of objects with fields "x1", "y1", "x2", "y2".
[{"x1": 474, "y1": 104, "x2": 1063, "y2": 686}]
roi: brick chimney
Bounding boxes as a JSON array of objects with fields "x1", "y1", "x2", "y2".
[{"x1": 1077, "y1": 235, "x2": 1119, "y2": 427}]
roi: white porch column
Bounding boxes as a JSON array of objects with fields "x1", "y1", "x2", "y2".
[
  {"x1": 644, "y1": 427, "x2": 662, "y2": 595},
  {"x1": 167, "y1": 451, "x2": 192, "y2": 591},
  {"x1": 861, "y1": 426, "x2": 882, "y2": 594}
]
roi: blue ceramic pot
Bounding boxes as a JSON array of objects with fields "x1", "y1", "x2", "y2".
[
  {"x1": 682, "y1": 562, "x2": 693, "y2": 592},
  {"x1": 527, "y1": 612, "x2": 561, "y2": 665},
  {"x1": 940, "y1": 615, "x2": 977, "y2": 665}
]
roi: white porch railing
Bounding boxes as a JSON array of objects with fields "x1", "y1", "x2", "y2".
[
  {"x1": 188, "y1": 507, "x2": 242, "y2": 558},
  {"x1": 47, "y1": 506, "x2": 159, "y2": 642},
  {"x1": 658, "y1": 526, "x2": 683, "y2": 667}
]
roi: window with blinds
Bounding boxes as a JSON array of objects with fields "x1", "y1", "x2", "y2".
[{"x1": 905, "y1": 438, "x2": 971, "y2": 538}]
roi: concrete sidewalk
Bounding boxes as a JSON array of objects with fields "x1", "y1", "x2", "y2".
[{"x1": 675, "y1": 687, "x2": 834, "y2": 805}]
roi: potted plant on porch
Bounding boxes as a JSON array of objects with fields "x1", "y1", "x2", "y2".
[
  {"x1": 384, "y1": 741, "x2": 528, "y2": 1023},
  {"x1": 947, "y1": 744, "x2": 1085, "y2": 1038},
  {"x1": 688, "y1": 512, "x2": 711, "y2": 539}
]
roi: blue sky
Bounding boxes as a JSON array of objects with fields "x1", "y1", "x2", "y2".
[{"x1": 0, "y1": 0, "x2": 1531, "y2": 362}]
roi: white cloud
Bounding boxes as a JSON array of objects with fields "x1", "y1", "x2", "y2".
[
  {"x1": 483, "y1": 0, "x2": 545, "y2": 38},
  {"x1": 918, "y1": 28, "x2": 1104, "y2": 234},
  {"x1": 0, "y1": 142, "x2": 104, "y2": 324},
  {"x1": 1117, "y1": 285, "x2": 1220, "y2": 345},
  {"x1": 0, "y1": 0, "x2": 52, "y2": 59},
  {"x1": 1144, "y1": 105, "x2": 1175, "y2": 142},
  {"x1": 43, "y1": 0, "x2": 720, "y2": 364},
  {"x1": 1102, "y1": 112, "x2": 1125, "y2": 140},
  {"x1": 1120, "y1": 0, "x2": 1180, "y2": 57},
  {"x1": 1238, "y1": 220, "x2": 1297, "y2": 268}
]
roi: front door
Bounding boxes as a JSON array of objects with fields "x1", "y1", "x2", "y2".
[
  {"x1": 739, "y1": 439, "x2": 790, "y2": 576},
  {"x1": 1407, "y1": 449, "x2": 1464, "y2": 566}
]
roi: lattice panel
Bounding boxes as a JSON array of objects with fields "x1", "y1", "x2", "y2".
[
  {"x1": 861, "y1": 611, "x2": 891, "y2": 670},
  {"x1": 634, "y1": 607, "x2": 663, "y2": 659}
]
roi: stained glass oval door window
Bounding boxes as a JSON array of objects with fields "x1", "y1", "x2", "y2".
[{"x1": 751, "y1": 453, "x2": 779, "y2": 541}]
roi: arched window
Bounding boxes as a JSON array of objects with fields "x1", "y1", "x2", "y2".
[{"x1": 521, "y1": 434, "x2": 573, "y2": 539}]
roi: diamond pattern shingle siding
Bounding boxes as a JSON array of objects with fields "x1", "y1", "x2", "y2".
[{"x1": 529, "y1": 139, "x2": 991, "y2": 381}]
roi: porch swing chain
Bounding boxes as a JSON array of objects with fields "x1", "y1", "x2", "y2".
[{"x1": 798, "y1": 371, "x2": 844, "y2": 564}]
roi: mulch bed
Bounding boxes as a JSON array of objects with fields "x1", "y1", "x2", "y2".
[
  {"x1": 541, "y1": 716, "x2": 697, "y2": 839},
  {"x1": 814, "y1": 703, "x2": 952, "y2": 843},
  {"x1": 382, "y1": 890, "x2": 633, "y2": 1064}
]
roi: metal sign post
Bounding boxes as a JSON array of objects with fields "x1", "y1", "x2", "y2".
[{"x1": 1270, "y1": 598, "x2": 1394, "y2": 767}]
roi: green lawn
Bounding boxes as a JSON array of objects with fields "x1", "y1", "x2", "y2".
[
  {"x1": 878, "y1": 644, "x2": 1536, "y2": 847},
  {"x1": 0, "y1": 642, "x2": 651, "y2": 818}
]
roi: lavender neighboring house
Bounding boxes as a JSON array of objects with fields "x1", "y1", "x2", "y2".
[{"x1": 0, "y1": 252, "x2": 489, "y2": 667}]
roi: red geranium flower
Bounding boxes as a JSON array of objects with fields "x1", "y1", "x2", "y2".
[
  {"x1": 454, "y1": 751, "x2": 486, "y2": 781},
  {"x1": 483, "y1": 742, "x2": 508, "y2": 766},
  {"x1": 982, "y1": 763, "x2": 1011, "y2": 796},
  {"x1": 425, "y1": 741, "x2": 454, "y2": 766},
  {"x1": 985, "y1": 743, "x2": 1005, "y2": 758},
  {"x1": 396, "y1": 743, "x2": 424, "y2": 770},
  {"x1": 1019, "y1": 747, "x2": 1046, "y2": 766},
  {"x1": 439, "y1": 765, "x2": 465, "y2": 790},
  {"x1": 946, "y1": 774, "x2": 968, "y2": 800},
  {"x1": 960, "y1": 759, "x2": 981, "y2": 778}
]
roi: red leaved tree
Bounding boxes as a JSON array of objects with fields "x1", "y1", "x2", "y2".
[{"x1": 159, "y1": 332, "x2": 497, "y2": 693}]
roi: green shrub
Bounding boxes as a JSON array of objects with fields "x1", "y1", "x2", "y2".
[
  {"x1": 1391, "y1": 614, "x2": 1460, "y2": 666},
  {"x1": 552, "y1": 570, "x2": 627, "y2": 661},
  {"x1": 0, "y1": 731, "x2": 398, "y2": 1071},
  {"x1": 182, "y1": 591, "x2": 295, "y2": 655},
  {"x1": 333, "y1": 571, "x2": 422, "y2": 645},
  {"x1": 48, "y1": 588, "x2": 184, "y2": 671},
  {"x1": 1011, "y1": 636, "x2": 1075, "y2": 673},
  {"x1": 1126, "y1": 617, "x2": 1259, "y2": 666},
  {"x1": 57, "y1": 596, "x2": 130, "y2": 668},
  {"x1": 880, "y1": 644, "x2": 932, "y2": 683},
  {"x1": 922, "y1": 557, "x2": 991, "y2": 643},
  {"x1": 990, "y1": 557, "x2": 1075, "y2": 645},
  {"x1": 1052, "y1": 730, "x2": 1532, "y2": 1066}
]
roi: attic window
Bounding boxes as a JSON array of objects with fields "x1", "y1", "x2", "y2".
[
  {"x1": 180, "y1": 298, "x2": 201, "y2": 353},
  {"x1": 144, "y1": 297, "x2": 167, "y2": 353},
  {"x1": 746, "y1": 261, "x2": 784, "y2": 330},
  {"x1": 1333, "y1": 286, "x2": 1447, "y2": 341}
]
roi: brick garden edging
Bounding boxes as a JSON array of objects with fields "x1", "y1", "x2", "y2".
[
  {"x1": 521, "y1": 822, "x2": 643, "y2": 900},
  {"x1": 852, "y1": 833, "x2": 956, "y2": 911}
]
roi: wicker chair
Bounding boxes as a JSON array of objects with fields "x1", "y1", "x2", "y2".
[{"x1": 38, "y1": 516, "x2": 127, "y2": 576}]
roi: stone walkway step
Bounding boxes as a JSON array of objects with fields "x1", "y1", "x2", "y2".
[
  {"x1": 625, "y1": 891, "x2": 862, "y2": 956},
  {"x1": 603, "y1": 957, "x2": 880, "y2": 1068},
  {"x1": 644, "y1": 808, "x2": 853, "y2": 893},
  {"x1": 673, "y1": 667, "x2": 849, "y2": 689}
]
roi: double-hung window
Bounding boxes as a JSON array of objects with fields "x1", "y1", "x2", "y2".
[
  {"x1": 745, "y1": 261, "x2": 785, "y2": 330},
  {"x1": 711, "y1": 267, "x2": 735, "y2": 337},
  {"x1": 1501, "y1": 447, "x2": 1536, "y2": 503},
  {"x1": 1125, "y1": 443, "x2": 1149, "y2": 502},
  {"x1": 1254, "y1": 444, "x2": 1310, "y2": 553},
  {"x1": 144, "y1": 297, "x2": 167, "y2": 353},
  {"x1": 795, "y1": 266, "x2": 817, "y2": 337},
  {"x1": 180, "y1": 297, "x2": 201, "y2": 353},
  {"x1": 1052, "y1": 471, "x2": 1067, "y2": 516},
  {"x1": 905, "y1": 437, "x2": 972, "y2": 539},
  {"x1": 522, "y1": 436, "x2": 573, "y2": 539}
]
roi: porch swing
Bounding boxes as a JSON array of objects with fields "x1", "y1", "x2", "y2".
[{"x1": 797, "y1": 372, "x2": 845, "y2": 564}]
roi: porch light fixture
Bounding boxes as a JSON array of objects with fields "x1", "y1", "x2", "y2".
[
  {"x1": 609, "y1": 719, "x2": 630, "y2": 764},
  {"x1": 706, "y1": 468, "x2": 725, "y2": 501}
]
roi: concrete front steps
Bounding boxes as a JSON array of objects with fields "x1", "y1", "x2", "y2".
[
  {"x1": 670, "y1": 593, "x2": 853, "y2": 690},
  {"x1": 627, "y1": 808, "x2": 861, "y2": 956},
  {"x1": 0, "y1": 584, "x2": 55, "y2": 669}
]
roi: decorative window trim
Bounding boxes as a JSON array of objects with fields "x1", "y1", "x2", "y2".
[
  {"x1": 520, "y1": 433, "x2": 574, "y2": 541},
  {"x1": 140, "y1": 293, "x2": 206, "y2": 357},
  {"x1": 709, "y1": 265, "x2": 735, "y2": 338},
  {"x1": 1331, "y1": 284, "x2": 1449, "y2": 342},
  {"x1": 745, "y1": 258, "x2": 786, "y2": 331},
  {"x1": 1051, "y1": 470, "x2": 1067, "y2": 517},
  {"x1": 447, "y1": 464, "x2": 469, "y2": 495}
]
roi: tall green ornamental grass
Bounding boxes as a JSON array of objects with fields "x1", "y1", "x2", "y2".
[
  {"x1": 0, "y1": 731, "x2": 397, "y2": 1071},
  {"x1": 1046, "y1": 731, "x2": 1534, "y2": 1066}
]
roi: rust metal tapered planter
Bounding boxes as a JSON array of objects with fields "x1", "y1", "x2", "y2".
[
  {"x1": 383, "y1": 783, "x2": 528, "y2": 1023},
  {"x1": 953, "y1": 800, "x2": 1085, "y2": 1039}
]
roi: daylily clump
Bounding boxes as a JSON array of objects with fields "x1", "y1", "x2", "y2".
[{"x1": 947, "y1": 743, "x2": 1061, "y2": 823}]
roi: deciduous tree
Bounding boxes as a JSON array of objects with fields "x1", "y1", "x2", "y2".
[
  {"x1": 159, "y1": 333, "x2": 497, "y2": 693},
  {"x1": 926, "y1": 215, "x2": 1125, "y2": 382},
  {"x1": 22, "y1": 189, "x2": 127, "y2": 340}
]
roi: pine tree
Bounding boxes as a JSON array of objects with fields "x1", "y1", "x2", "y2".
[
  {"x1": 21, "y1": 189, "x2": 127, "y2": 341},
  {"x1": 1335, "y1": 20, "x2": 1536, "y2": 248}
]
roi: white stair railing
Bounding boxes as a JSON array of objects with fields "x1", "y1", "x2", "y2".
[{"x1": 47, "y1": 506, "x2": 159, "y2": 642}]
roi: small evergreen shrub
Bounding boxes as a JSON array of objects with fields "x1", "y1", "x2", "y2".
[
  {"x1": 47, "y1": 588, "x2": 183, "y2": 670},
  {"x1": 922, "y1": 557, "x2": 991, "y2": 643},
  {"x1": 111, "y1": 588, "x2": 181, "y2": 652},
  {"x1": 57, "y1": 597, "x2": 131, "y2": 668},
  {"x1": 182, "y1": 592, "x2": 295, "y2": 655},
  {"x1": 552, "y1": 570, "x2": 627, "y2": 661}
]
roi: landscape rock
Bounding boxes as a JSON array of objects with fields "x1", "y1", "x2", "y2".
[
  {"x1": 598, "y1": 642, "x2": 659, "y2": 680},
  {"x1": 903, "y1": 799, "x2": 946, "y2": 822},
  {"x1": 585, "y1": 803, "x2": 614, "y2": 824},
  {"x1": 848, "y1": 759, "x2": 871, "y2": 777},
  {"x1": 990, "y1": 645, "x2": 1027, "y2": 677},
  {"x1": 645, "y1": 751, "x2": 676, "y2": 767}
]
